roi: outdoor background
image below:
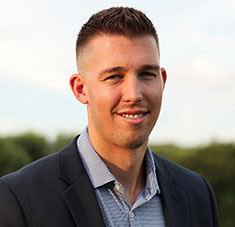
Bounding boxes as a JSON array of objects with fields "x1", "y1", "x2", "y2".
[{"x1": 0, "y1": 0, "x2": 234, "y2": 226}]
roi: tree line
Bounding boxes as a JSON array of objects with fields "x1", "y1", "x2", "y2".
[{"x1": 0, "y1": 132, "x2": 234, "y2": 227}]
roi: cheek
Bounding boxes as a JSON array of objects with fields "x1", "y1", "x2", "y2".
[
  {"x1": 146, "y1": 87, "x2": 163, "y2": 106},
  {"x1": 88, "y1": 87, "x2": 118, "y2": 110},
  {"x1": 98, "y1": 87, "x2": 122, "y2": 107}
]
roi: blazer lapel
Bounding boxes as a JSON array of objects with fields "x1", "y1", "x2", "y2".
[
  {"x1": 58, "y1": 136, "x2": 105, "y2": 227},
  {"x1": 154, "y1": 155, "x2": 190, "y2": 227},
  {"x1": 62, "y1": 172, "x2": 105, "y2": 227}
]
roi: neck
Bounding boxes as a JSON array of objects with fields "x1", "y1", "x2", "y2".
[
  {"x1": 102, "y1": 153, "x2": 146, "y2": 205},
  {"x1": 89, "y1": 133, "x2": 148, "y2": 205}
]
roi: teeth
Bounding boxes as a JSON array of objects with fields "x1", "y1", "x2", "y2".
[{"x1": 122, "y1": 113, "x2": 144, "y2": 119}]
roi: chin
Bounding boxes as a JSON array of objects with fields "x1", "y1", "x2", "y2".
[{"x1": 118, "y1": 135, "x2": 148, "y2": 150}]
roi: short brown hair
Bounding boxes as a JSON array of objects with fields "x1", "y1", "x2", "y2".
[{"x1": 76, "y1": 7, "x2": 159, "y2": 58}]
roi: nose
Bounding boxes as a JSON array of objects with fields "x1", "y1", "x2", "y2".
[{"x1": 122, "y1": 75, "x2": 143, "y2": 103}]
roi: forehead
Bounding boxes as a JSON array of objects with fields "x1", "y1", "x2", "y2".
[{"x1": 77, "y1": 34, "x2": 160, "y2": 74}]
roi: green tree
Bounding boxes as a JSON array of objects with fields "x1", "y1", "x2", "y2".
[
  {"x1": 49, "y1": 133, "x2": 75, "y2": 154},
  {"x1": 13, "y1": 132, "x2": 49, "y2": 160},
  {"x1": 179, "y1": 143, "x2": 235, "y2": 227},
  {"x1": 0, "y1": 138, "x2": 32, "y2": 176}
]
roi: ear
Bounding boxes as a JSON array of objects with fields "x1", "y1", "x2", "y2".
[
  {"x1": 69, "y1": 74, "x2": 88, "y2": 104},
  {"x1": 160, "y1": 67, "x2": 167, "y2": 89}
]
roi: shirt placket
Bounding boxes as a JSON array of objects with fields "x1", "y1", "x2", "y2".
[{"x1": 113, "y1": 181, "x2": 141, "y2": 227}]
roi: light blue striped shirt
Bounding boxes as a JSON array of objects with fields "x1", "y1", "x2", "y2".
[{"x1": 77, "y1": 127, "x2": 165, "y2": 227}]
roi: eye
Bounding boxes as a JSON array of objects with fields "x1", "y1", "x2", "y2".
[
  {"x1": 104, "y1": 74, "x2": 123, "y2": 81},
  {"x1": 139, "y1": 72, "x2": 157, "y2": 79}
]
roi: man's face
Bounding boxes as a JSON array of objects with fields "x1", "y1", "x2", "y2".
[{"x1": 73, "y1": 35, "x2": 166, "y2": 150}]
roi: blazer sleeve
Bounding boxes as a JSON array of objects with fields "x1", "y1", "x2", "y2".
[
  {"x1": 201, "y1": 176, "x2": 220, "y2": 227},
  {"x1": 0, "y1": 181, "x2": 26, "y2": 227}
]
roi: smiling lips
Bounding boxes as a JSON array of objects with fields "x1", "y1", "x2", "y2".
[
  {"x1": 116, "y1": 109, "x2": 148, "y2": 124},
  {"x1": 121, "y1": 113, "x2": 144, "y2": 119}
]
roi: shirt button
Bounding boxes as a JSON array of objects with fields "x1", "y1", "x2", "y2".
[
  {"x1": 115, "y1": 183, "x2": 121, "y2": 191},
  {"x1": 129, "y1": 211, "x2": 134, "y2": 218},
  {"x1": 114, "y1": 182, "x2": 125, "y2": 194}
]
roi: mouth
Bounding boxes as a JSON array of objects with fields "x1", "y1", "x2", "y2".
[
  {"x1": 121, "y1": 113, "x2": 145, "y2": 119},
  {"x1": 116, "y1": 110, "x2": 148, "y2": 124}
]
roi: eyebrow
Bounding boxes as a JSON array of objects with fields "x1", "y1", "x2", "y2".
[
  {"x1": 139, "y1": 64, "x2": 160, "y2": 72},
  {"x1": 98, "y1": 64, "x2": 160, "y2": 77},
  {"x1": 99, "y1": 66, "x2": 126, "y2": 77}
]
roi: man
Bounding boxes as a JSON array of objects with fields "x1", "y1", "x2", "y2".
[{"x1": 0, "y1": 7, "x2": 219, "y2": 227}]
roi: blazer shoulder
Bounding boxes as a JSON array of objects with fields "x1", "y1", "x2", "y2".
[
  {"x1": 0, "y1": 151, "x2": 59, "y2": 187},
  {"x1": 153, "y1": 153, "x2": 220, "y2": 226},
  {"x1": 0, "y1": 135, "x2": 81, "y2": 186}
]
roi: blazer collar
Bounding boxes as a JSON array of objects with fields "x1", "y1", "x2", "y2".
[
  {"x1": 58, "y1": 136, "x2": 105, "y2": 227},
  {"x1": 154, "y1": 154, "x2": 190, "y2": 227}
]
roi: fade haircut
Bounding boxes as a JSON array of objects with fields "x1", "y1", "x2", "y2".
[{"x1": 76, "y1": 7, "x2": 159, "y2": 58}]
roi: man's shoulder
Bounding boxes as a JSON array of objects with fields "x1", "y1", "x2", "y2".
[
  {"x1": 0, "y1": 135, "x2": 80, "y2": 190},
  {"x1": 0, "y1": 151, "x2": 59, "y2": 188},
  {"x1": 0, "y1": 135, "x2": 88, "y2": 227},
  {"x1": 152, "y1": 153, "x2": 219, "y2": 226}
]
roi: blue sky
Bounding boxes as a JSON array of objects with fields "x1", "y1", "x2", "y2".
[{"x1": 0, "y1": 0, "x2": 234, "y2": 145}]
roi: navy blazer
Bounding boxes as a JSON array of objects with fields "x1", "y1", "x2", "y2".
[{"x1": 0, "y1": 136, "x2": 219, "y2": 227}]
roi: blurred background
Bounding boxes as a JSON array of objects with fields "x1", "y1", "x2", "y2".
[{"x1": 0, "y1": 0, "x2": 234, "y2": 226}]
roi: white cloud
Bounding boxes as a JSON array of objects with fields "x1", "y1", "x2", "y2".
[
  {"x1": 0, "y1": 0, "x2": 77, "y2": 94},
  {"x1": 150, "y1": 108, "x2": 213, "y2": 145},
  {"x1": 0, "y1": 114, "x2": 83, "y2": 139},
  {"x1": 209, "y1": 0, "x2": 235, "y2": 12},
  {"x1": 167, "y1": 55, "x2": 235, "y2": 112},
  {"x1": 0, "y1": 38, "x2": 73, "y2": 94},
  {"x1": 150, "y1": 102, "x2": 235, "y2": 145},
  {"x1": 0, "y1": 116, "x2": 28, "y2": 136},
  {"x1": 171, "y1": 56, "x2": 234, "y2": 90}
]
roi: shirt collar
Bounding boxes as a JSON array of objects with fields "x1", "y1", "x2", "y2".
[
  {"x1": 77, "y1": 127, "x2": 115, "y2": 188},
  {"x1": 144, "y1": 146, "x2": 161, "y2": 197},
  {"x1": 77, "y1": 126, "x2": 160, "y2": 195}
]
